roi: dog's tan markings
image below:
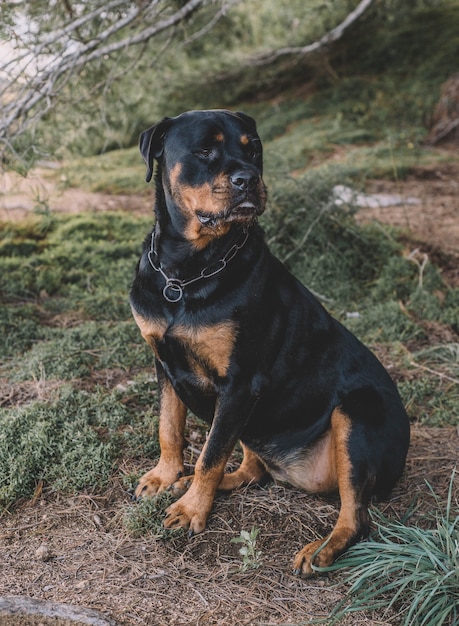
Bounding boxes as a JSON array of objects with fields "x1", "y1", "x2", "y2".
[
  {"x1": 172, "y1": 321, "x2": 237, "y2": 378},
  {"x1": 293, "y1": 407, "x2": 360, "y2": 576},
  {"x1": 169, "y1": 164, "x2": 232, "y2": 248},
  {"x1": 185, "y1": 222, "x2": 232, "y2": 250},
  {"x1": 269, "y1": 429, "x2": 338, "y2": 493},
  {"x1": 215, "y1": 132, "x2": 224, "y2": 142},
  {"x1": 131, "y1": 309, "x2": 167, "y2": 357},
  {"x1": 167, "y1": 442, "x2": 267, "y2": 498},
  {"x1": 164, "y1": 440, "x2": 228, "y2": 534},
  {"x1": 218, "y1": 443, "x2": 267, "y2": 490},
  {"x1": 135, "y1": 378, "x2": 187, "y2": 499},
  {"x1": 240, "y1": 134, "x2": 249, "y2": 145},
  {"x1": 170, "y1": 164, "x2": 228, "y2": 215}
]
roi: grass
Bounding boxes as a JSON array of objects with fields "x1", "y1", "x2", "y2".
[
  {"x1": 399, "y1": 376, "x2": 459, "y2": 427},
  {"x1": 0, "y1": 211, "x2": 151, "y2": 317},
  {"x1": 0, "y1": 381, "x2": 161, "y2": 507},
  {"x1": 123, "y1": 492, "x2": 180, "y2": 539},
  {"x1": 7, "y1": 321, "x2": 152, "y2": 381},
  {"x1": 318, "y1": 471, "x2": 459, "y2": 626},
  {"x1": 59, "y1": 147, "x2": 146, "y2": 194}
]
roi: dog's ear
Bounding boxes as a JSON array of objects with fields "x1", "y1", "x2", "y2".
[
  {"x1": 234, "y1": 111, "x2": 257, "y2": 133},
  {"x1": 139, "y1": 117, "x2": 172, "y2": 183}
]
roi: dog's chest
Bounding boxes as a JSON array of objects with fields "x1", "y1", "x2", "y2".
[{"x1": 133, "y1": 311, "x2": 237, "y2": 381}]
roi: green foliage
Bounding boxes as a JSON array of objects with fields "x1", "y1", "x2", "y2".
[
  {"x1": 0, "y1": 387, "x2": 119, "y2": 505},
  {"x1": 123, "y1": 492, "x2": 181, "y2": 538},
  {"x1": 160, "y1": 1, "x2": 459, "y2": 124},
  {"x1": 11, "y1": 0, "x2": 457, "y2": 158},
  {"x1": 0, "y1": 304, "x2": 47, "y2": 358},
  {"x1": 399, "y1": 375, "x2": 459, "y2": 427},
  {"x1": 345, "y1": 302, "x2": 423, "y2": 344},
  {"x1": 343, "y1": 2, "x2": 459, "y2": 84},
  {"x1": 414, "y1": 343, "x2": 459, "y2": 373},
  {"x1": 60, "y1": 147, "x2": 146, "y2": 193},
  {"x1": 231, "y1": 527, "x2": 263, "y2": 572},
  {"x1": 8, "y1": 321, "x2": 151, "y2": 381},
  {"x1": 0, "y1": 211, "x2": 151, "y2": 319},
  {"x1": 319, "y1": 471, "x2": 459, "y2": 626},
  {"x1": 259, "y1": 165, "x2": 446, "y2": 319},
  {"x1": 0, "y1": 382, "x2": 161, "y2": 507}
]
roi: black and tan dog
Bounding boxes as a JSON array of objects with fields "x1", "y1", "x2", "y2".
[{"x1": 130, "y1": 109, "x2": 410, "y2": 576}]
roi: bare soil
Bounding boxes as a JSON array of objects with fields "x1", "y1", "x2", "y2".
[
  {"x1": 360, "y1": 157, "x2": 459, "y2": 287},
  {"x1": 0, "y1": 424, "x2": 457, "y2": 626},
  {"x1": 0, "y1": 167, "x2": 151, "y2": 222},
  {"x1": 0, "y1": 154, "x2": 458, "y2": 625}
]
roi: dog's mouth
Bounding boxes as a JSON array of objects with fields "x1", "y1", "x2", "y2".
[{"x1": 197, "y1": 201, "x2": 264, "y2": 228}]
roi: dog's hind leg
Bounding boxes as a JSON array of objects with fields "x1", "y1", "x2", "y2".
[
  {"x1": 293, "y1": 407, "x2": 369, "y2": 577},
  {"x1": 168, "y1": 441, "x2": 267, "y2": 499},
  {"x1": 218, "y1": 443, "x2": 268, "y2": 491}
]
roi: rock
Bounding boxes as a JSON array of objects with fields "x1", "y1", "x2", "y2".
[
  {"x1": 427, "y1": 73, "x2": 459, "y2": 145},
  {"x1": 35, "y1": 544, "x2": 52, "y2": 562},
  {"x1": 0, "y1": 596, "x2": 118, "y2": 625},
  {"x1": 333, "y1": 185, "x2": 420, "y2": 208}
]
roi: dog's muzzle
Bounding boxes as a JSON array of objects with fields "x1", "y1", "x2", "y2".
[{"x1": 197, "y1": 172, "x2": 266, "y2": 227}]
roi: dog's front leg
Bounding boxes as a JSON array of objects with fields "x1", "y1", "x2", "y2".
[
  {"x1": 135, "y1": 363, "x2": 187, "y2": 498},
  {"x1": 164, "y1": 392, "x2": 256, "y2": 536}
]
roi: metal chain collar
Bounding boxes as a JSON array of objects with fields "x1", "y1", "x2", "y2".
[{"x1": 147, "y1": 228, "x2": 249, "y2": 303}]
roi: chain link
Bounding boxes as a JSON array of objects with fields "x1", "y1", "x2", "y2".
[{"x1": 147, "y1": 229, "x2": 249, "y2": 303}]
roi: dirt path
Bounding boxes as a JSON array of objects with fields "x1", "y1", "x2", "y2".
[
  {"x1": 360, "y1": 160, "x2": 459, "y2": 285},
  {"x1": 0, "y1": 167, "x2": 151, "y2": 221},
  {"x1": 2, "y1": 152, "x2": 458, "y2": 268}
]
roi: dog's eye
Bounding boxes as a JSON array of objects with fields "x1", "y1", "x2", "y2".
[
  {"x1": 195, "y1": 148, "x2": 213, "y2": 158},
  {"x1": 245, "y1": 144, "x2": 259, "y2": 160}
]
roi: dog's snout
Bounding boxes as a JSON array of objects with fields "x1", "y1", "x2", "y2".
[{"x1": 230, "y1": 170, "x2": 258, "y2": 191}]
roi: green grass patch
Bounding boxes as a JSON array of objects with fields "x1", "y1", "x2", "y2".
[
  {"x1": 7, "y1": 321, "x2": 151, "y2": 381},
  {"x1": 399, "y1": 375, "x2": 459, "y2": 428},
  {"x1": 0, "y1": 211, "x2": 151, "y2": 317},
  {"x1": 0, "y1": 381, "x2": 161, "y2": 508},
  {"x1": 123, "y1": 492, "x2": 182, "y2": 539},
  {"x1": 345, "y1": 301, "x2": 423, "y2": 344},
  {"x1": 319, "y1": 471, "x2": 459, "y2": 626},
  {"x1": 60, "y1": 147, "x2": 146, "y2": 194},
  {"x1": 0, "y1": 304, "x2": 48, "y2": 358}
]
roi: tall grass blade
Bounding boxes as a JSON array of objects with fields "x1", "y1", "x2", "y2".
[{"x1": 321, "y1": 470, "x2": 459, "y2": 626}]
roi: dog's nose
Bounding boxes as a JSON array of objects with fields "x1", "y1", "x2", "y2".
[{"x1": 230, "y1": 170, "x2": 257, "y2": 191}]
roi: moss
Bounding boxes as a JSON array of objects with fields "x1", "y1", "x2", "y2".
[
  {"x1": 123, "y1": 492, "x2": 181, "y2": 538},
  {"x1": 0, "y1": 383, "x2": 161, "y2": 507}
]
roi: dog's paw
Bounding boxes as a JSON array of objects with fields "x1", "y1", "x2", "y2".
[
  {"x1": 168, "y1": 475, "x2": 194, "y2": 498},
  {"x1": 293, "y1": 537, "x2": 333, "y2": 577},
  {"x1": 134, "y1": 464, "x2": 184, "y2": 500},
  {"x1": 164, "y1": 495, "x2": 208, "y2": 536}
]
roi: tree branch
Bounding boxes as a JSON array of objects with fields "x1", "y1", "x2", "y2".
[
  {"x1": 0, "y1": 0, "x2": 228, "y2": 162},
  {"x1": 250, "y1": 0, "x2": 375, "y2": 66}
]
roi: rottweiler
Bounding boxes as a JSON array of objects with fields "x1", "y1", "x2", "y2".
[{"x1": 130, "y1": 109, "x2": 410, "y2": 576}]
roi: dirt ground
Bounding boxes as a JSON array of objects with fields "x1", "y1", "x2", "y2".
[{"x1": 0, "y1": 153, "x2": 458, "y2": 625}]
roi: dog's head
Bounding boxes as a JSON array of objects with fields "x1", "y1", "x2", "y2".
[{"x1": 139, "y1": 109, "x2": 267, "y2": 247}]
